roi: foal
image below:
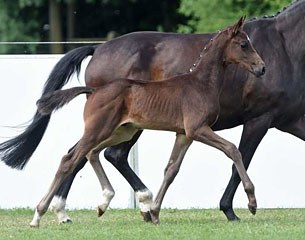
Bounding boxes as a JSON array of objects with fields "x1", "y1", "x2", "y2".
[{"x1": 31, "y1": 17, "x2": 265, "y2": 227}]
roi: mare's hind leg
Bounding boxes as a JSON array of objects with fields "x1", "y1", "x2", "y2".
[
  {"x1": 52, "y1": 143, "x2": 86, "y2": 224},
  {"x1": 52, "y1": 160, "x2": 87, "y2": 223},
  {"x1": 187, "y1": 125, "x2": 257, "y2": 215},
  {"x1": 104, "y1": 130, "x2": 153, "y2": 221},
  {"x1": 150, "y1": 134, "x2": 193, "y2": 224},
  {"x1": 220, "y1": 115, "x2": 271, "y2": 221}
]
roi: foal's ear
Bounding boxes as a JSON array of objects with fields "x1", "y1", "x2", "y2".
[{"x1": 231, "y1": 16, "x2": 246, "y2": 37}]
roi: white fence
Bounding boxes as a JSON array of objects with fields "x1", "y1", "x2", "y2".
[{"x1": 0, "y1": 55, "x2": 305, "y2": 210}]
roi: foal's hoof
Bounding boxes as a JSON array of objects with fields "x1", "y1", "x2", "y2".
[
  {"x1": 96, "y1": 206, "x2": 105, "y2": 217},
  {"x1": 248, "y1": 204, "x2": 257, "y2": 215},
  {"x1": 140, "y1": 211, "x2": 152, "y2": 222},
  {"x1": 30, "y1": 224, "x2": 39, "y2": 228},
  {"x1": 149, "y1": 210, "x2": 160, "y2": 224},
  {"x1": 30, "y1": 221, "x2": 39, "y2": 228},
  {"x1": 60, "y1": 218, "x2": 73, "y2": 224}
]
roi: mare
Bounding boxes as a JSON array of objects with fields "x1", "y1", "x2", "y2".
[
  {"x1": 28, "y1": 17, "x2": 265, "y2": 227},
  {"x1": 1, "y1": 1, "x2": 304, "y2": 222}
]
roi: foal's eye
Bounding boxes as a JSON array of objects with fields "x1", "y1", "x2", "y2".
[{"x1": 240, "y1": 42, "x2": 248, "y2": 49}]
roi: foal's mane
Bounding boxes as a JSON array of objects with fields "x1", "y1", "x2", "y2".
[{"x1": 188, "y1": 25, "x2": 237, "y2": 73}]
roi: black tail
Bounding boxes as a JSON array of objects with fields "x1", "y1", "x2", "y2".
[
  {"x1": 0, "y1": 45, "x2": 96, "y2": 170},
  {"x1": 37, "y1": 87, "x2": 94, "y2": 115}
]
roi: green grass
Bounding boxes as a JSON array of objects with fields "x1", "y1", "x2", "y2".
[{"x1": 0, "y1": 208, "x2": 305, "y2": 240}]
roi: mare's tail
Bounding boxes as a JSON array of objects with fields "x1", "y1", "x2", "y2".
[
  {"x1": 37, "y1": 87, "x2": 94, "y2": 115},
  {"x1": 0, "y1": 45, "x2": 96, "y2": 170}
]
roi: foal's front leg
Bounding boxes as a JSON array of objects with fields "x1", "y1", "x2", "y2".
[
  {"x1": 189, "y1": 125, "x2": 257, "y2": 214},
  {"x1": 220, "y1": 115, "x2": 271, "y2": 221},
  {"x1": 150, "y1": 134, "x2": 193, "y2": 224},
  {"x1": 87, "y1": 151, "x2": 115, "y2": 216}
]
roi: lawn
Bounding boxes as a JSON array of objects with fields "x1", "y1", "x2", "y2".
[{"x1": 0, "y1": 208, "x2": 304, "y2": 240}]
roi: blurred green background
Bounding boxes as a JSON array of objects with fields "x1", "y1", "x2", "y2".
[{"x1": 0, "y1": 0, "x2": 292, "y2": 54}]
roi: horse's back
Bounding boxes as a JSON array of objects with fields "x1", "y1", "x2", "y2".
[{"x1": 85, "y1": 31, "x2": 212, "y2": 86}]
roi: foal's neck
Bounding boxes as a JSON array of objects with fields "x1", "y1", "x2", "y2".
[{"x1": 191, "y1": 33, "x2": 229, "y2": 91}]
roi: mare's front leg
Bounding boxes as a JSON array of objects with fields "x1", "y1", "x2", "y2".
[
  {"x1": 150, "y1": 134, "x2": 193, "y2": 224},
  {"x1": 104, "y1": 130, "x2": 154, "y2": 221},
  {"x1": 188, "y1": 125, "x2": 257, "y2": 215},
  {"x1": 220, "y1": 115, "x2": 272, "y2": 221},
  {"x1": 87, "y1": 151, "x2": 115, "y2": 217}
]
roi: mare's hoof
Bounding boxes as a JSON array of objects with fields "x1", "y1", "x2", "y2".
[
  {"x1": 223, "y1": 209, "x2": 240, "y2": 221},
  {"x1": 97, "y1": 206, "x2": 105, "y2": 217},
  {"x1": 149, "y1": 210, "x2": 160, "y2": 224},
  {"x1": 140, "y1": 211, "x2": 152, "y2": 222},
  {"x1": 230, "y1": 216, "x2": 241, "y2": 222}
]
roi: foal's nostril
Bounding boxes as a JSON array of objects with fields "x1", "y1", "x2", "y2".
[{"x1": 254, "y1": 65, "x2": 266, "y2": 77}]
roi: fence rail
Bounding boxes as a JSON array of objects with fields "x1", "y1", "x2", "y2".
[
  {"x1": 0, "y1": 41, "x2": 107, "y2": 45},
  {"x1": 0, "y1": 41, "x2": 108, "y2": 54}
]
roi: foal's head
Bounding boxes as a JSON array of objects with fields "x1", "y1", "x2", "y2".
[{"x1": 222, "y1": 17, "x2": 265, "y2": 77}]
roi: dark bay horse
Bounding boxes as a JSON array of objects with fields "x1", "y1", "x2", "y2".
[
  {"x1": 1, "y1": 0, "x2": 305, "y2": 222},
  {"x1": 29, "y1": 18, "x2": 264, "y2": 227}
]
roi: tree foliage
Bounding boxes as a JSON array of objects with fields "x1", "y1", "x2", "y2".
[
  {"x1": 178, "y1": 0, "x2": 293, "y2": 33},
  {"x1": 0, "y1": 0, "x2": 186, "y2": 53},
  {"x1": 0, "y1": 0, "x2": 294, "y2": 53},
  {"x1": 0, "y1": 1, "x2": 46, "y2": 53},
  {"x1": 73, "y1": 0, "x2": 186, "y2": 38}
]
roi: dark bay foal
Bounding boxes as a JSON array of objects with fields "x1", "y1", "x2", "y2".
[{"x1": 31, "y1": 17, "x2": 265, "y2": 227}]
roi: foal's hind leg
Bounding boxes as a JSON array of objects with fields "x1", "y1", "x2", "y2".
[
  {"x1": 31, "y1": 116, "x2": 120, "y2": 227},
  {"x1": 88, "y1": 150, "x2": 115, "y2": 217},
  {"x1": 104, "y1": 130, "x2": 153, "y2": 221},
  {"x1": 150, "y1": 134, "x2": 193, "y2": 224},
  {"x1": 85, "y1": 124, "x2": 140, "y2": 218},
  {"x1": 30, "y1": 140, "x2": 96, "y2": 228},
  {"x1": 188, "y1": 125, "x2": 257, "y2": 215}
]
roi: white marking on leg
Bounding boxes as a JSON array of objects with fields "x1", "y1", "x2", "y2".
[
  {"x1": 136, "y1": 189, "x2": 153, "y2": 212},
  {"x1": 98, "y1": 189, "x2": 115, "y2": 212},
  {"x1": 51, "y1": 196, "x2": 72, "y2": 223},
  {"x1": 30, "y1": 209, "x2": 41, "y2": 228}
]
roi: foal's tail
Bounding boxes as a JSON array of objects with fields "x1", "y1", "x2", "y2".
[
  {"x1": 37, "y1": 87, "x2": 94, "y2": 115},
  {"x1": 0, "y1": 45, "x2": 96, "y2": 170}
]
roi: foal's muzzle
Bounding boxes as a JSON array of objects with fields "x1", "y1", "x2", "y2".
[{"x1": 253, "y1": 62, "x2": 266, "y2": 77}]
